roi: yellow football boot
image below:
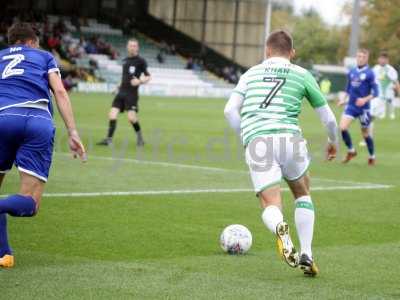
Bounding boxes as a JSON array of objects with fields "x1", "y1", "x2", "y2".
[
  {"x1": 299, "y1": 253, "x2": 319, "y2": 277},
  {"x1": 276, "y1": 221, "x2": 299, "y2": 268},
  {"x1": 0, "y1": 254, "x2": 14, "y2": 268}
]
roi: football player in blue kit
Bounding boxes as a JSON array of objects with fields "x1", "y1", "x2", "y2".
[
  {"x1": 0, "y1": 23, "x2": 86, "y2": 267},
  {"x1": 339, "y1": 49, "x2": 379, "y2": 165}
]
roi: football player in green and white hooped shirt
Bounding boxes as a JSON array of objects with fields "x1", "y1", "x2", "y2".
[
  {"x1": 224, "y1": 30, "x2": 339, "y2": 276},
  {"x1": 372, "y1": 52, "x2": 399, "y2": 120}
]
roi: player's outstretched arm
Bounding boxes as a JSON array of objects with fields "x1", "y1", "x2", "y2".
[
  {"x1": 224, "y1": 92, "x2": 244, "y2": 134},
  {"x1": 224, "y1": 73, "x2": 247, "y2": 134},
  {"x1": 48, "y1": 72, "x2": 87, "y2": 162},
  {"x1": 304, "y1": 71, "x2": 338, "y2": 160},
  {"x1": 315, "y1": 105, "x2": 339, "y2": 161}
]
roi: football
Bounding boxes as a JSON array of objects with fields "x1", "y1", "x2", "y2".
[{"x1": 220, "y1": 224, "x2": 252, "y2": 254}]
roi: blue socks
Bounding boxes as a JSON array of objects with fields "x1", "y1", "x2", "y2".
[
  {"x1": 0, "y1": 194, "x2": 37, "y2": 217},
  {"x1": 364, "y1": 135, "x2": 375, "y2": 157},
  {"x1": 341, "y1": 129, "x2": 375, "y2": 158},
  {"x1": 341, "y1": 130, "x2": 354, "y2": 151},
  {"x1": 0, "y1": 214, "x2": 12, "y2": 256},
  {"x1": 0, "y1": 195, "x2": 37, "y2": 257}
]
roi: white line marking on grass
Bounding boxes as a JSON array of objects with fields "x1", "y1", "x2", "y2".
[
  {"x1": 0, "y1": 184, "x2": 392, "y2": 198},
  {"x1": 55, "y1": 152, "x2": 393, "y2": 187},
  {"x1": 309, "y1": 177, "x2": 386, "y2": 187},
  {"x1": 56, "y1": 152, "x2": 246, "y2": 173}
]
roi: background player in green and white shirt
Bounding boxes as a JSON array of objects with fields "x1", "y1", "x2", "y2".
[
  {"x1": 372, "y1": 52, "x2": 399, "y2": 120},
  {"x1": 224, "y1": 30, "x2": 338, "y2": 276}
]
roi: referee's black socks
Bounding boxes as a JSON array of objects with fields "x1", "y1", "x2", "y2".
[
  {"x1": 131, "y1": 122, "x2": 144, "y2": 147},
  {"x1": 131, "y1": 121, "x2": 144, "y2": 146},
  {"x1": 131, "y1": 121, "x2": 141, "y2": 133},
  {"x1": 108, "y1": 119, "x2": 117, "y2": 138}
]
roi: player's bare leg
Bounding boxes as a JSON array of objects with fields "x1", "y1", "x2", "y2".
[
  {"x1": 286, "y1": 173, "x2": 319, "y2": 276},
  {"x1": 361, "y1": 127, "x2": 375, "y2": 165},
  {"x1": 286, "y1": 173, "x2": 310, "y2": 199},
  {"x1": 340, "y1": 115, "x2": 357, "y2": 163},
  {"x1": 18, "y1": 172, "x2": 45, "y2": 210},
  {"x1": 98, "y1": 107, "x2": 120, "y2": 146},
  {"x1": 0, "y1": 172, "x2": 45, "y2": 268},
  {"x1": 0, "y1": 172, "x2": 11, "y2": 267},
  {"x1": 259, "y1": 185, "x2": 299, "y2": 268},
  {"x1": 127, "y1": 110, "x2": 144, "y2": 147},
  {"x1": 388, "y1": 99, "x2": 395, "y2": 119}
]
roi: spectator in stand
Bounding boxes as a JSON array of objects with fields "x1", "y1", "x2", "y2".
[
  {"x1": 110, "y1": 47, "x2": 118, "y2": 60},
  {"x1": 123, "y1": 17, "x2": 137, "y2": 35},
  {"x1": 192, "y1": 58, "x2": 202, "y2": 71},
  {"x1": 0, "y1": 13, "x2": 105, "y2": 86},
  {"x1": 67, "y1": 44, "x2": 80, "y2": 59},
  {"x1": 95, "y1": 36, "x2": 118, "y2": 59},
  {"x1": 228, "y1": 66, "x2": 238, "y2": 83},
  {"x1": 85, "y1": 37, "x2": 98, "y2": 54},
  {"x1": 62, "y1": 31, "x2": 73, "y2": 46},
  {"x1": 222, "y1": 66, "x2": 230, "y2": 80},
  {"x1": 71, "y1": 15, "x2": 81, "y2": 34},
  {"x1": 96, "y1": 37, "x2": 107, "y2": 53},
  {"x1": 62, "y1": 74, "x2": 78, "y2": 92},
  {"x1": 122, "y1": 18, "x2": 132, "y2": 35},
  {"x1": 72, "y1": 37, "x2": 86, "y2": 58},
  {"x1": 89, "y1": 58, "x2": 98, "y2": 70},
  {"x1": 157, "y1": 50, "x2": 164, "y2": 64},
  {"x1": 0, "y1": 35, "x2": 7, "y2": 50},
  {"x1": 160, "y1": 40, "x2": 171, "y2": 55},
  {"x1": 186, "y1": 57, "x2": 194, "y2": 70},
  {"x1": 53, "y1": 18, "x2": 67, "y2": 35},
  {"x1": 222, "y1": 66, "x2": 239, "y2": 84},
  {"x1": 170, "y1": 44, "x2": 176, "y2": 55},
  {"x1": 47, "y1": 33, "x2": 61, "y2": 50}
]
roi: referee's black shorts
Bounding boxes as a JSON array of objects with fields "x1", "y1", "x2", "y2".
[{"x1": 112, "y1": 91, "x2": 139, "y2": 113}]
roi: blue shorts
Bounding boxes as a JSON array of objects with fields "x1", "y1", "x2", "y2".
[
  {"x1": 343, "y1": 105, "x2": 371, "y2": 128},
  {"x1": 0, "y1": 107, "x2": 55, "y2": 182}
]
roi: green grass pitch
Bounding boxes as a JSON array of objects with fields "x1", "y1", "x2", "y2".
[{"x1": 1, "y1": 92, "x2": 399, "y2": 299}]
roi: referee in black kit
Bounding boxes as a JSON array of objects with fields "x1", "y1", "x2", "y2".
[{"x1": 98, "y1": 38, "x2": 151, "y2": 147}]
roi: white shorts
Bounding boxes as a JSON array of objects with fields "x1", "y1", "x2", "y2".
[
  {"x1": 245, "y1": 134, "x2": 310, "y2": 194},
  {"x1": 370, "y1": 97, "x2": 386, "y2": 118},
  {"x1": 393, "y1": 97, "x2": 400, "y2": 108}
]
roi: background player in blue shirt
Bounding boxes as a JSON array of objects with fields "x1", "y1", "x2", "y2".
[
  {"x1": 339, "y1": 49, "x2": 379, "y2": 165},
  {"x1": 0, "y1": 23, "x2": 86, "y2": 268}
]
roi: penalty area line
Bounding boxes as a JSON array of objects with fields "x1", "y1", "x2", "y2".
[{"x1": 0, "y1": 184, "x2": 393, "y2": 198}]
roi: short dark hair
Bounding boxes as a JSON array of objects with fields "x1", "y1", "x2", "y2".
[
  {"x1": 266, "y1": 30, "x2": 293, "y2": 55},
  {"x1": 379, "y1": 51, "x2": 389, "y2": 58},
  {"x1": 7, "y1": 22, "x2": 38, "y2": 45}
]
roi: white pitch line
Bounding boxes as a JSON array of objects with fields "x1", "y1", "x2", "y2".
[
  {"x1": 0, "y1": 184, "x2": 392, "y2": 198},
  {"x1": 55, "y1": 152, "x2": 393, "y2": 187},
  {"x1": 56, "y1": 152, "x2": 241, "y2": 173},
  {"x1": 308, "y1": 177, "x2": 386, "y2": 187},
  {"x1": 57, "y1": 152, "x2": 395, "y2": 187}
]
